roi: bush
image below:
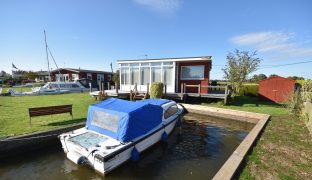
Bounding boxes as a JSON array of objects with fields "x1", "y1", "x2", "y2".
[
  {"x1": 286, "y1": 90, "x2": 303, "y2": 115},
  {"x1": 296, "y1": 79, "x2": 305, "y2": 86},
  {"x1": 237, "y1": 84, "x2": 259, "y2": 96},
  {"x1": 150, "y1": 82, "x2": 164, "y2": 98},
  {"x1": 301, "y1": 80, "x2": 312, "y2": 102}
]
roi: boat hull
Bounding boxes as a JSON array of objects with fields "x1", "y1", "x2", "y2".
[{"x1": 60, "y1": 112, "x2": 181, "y2": 175}]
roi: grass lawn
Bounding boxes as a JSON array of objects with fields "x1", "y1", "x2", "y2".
[
  {"x1": 196, "y1": 96, "x2": 312, "y2": 179},
  {"x1": 1, "y1": 86, "x2": 33, "y2": 93},
  {"x1": 0, "y1": 93, "x2": 95, "y2": 138}
]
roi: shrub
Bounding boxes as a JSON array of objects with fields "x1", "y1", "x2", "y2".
[
  {"x1": 286, "y1": 90, "x2": 303, "y2": 116},
  {"x1": 301, "y1": 80, "x2": 312, "y2": 102},
  {"x1": 150, "y1": 82, "x2": 164, "y2": 98},
  {"x1": 296, "y1": 79, "x2": 305, "y2": 86},
  {"x1": 237, "y1": 84, "x2": 259, "y2": 96}
]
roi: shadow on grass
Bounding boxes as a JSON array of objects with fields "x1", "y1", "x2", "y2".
[
  {"x1": 47, "y1": 118, "x2": 86, "y2": 126},
  {"x1": 227, "y1": 96, "x2": 284, "y2": 107},
  {"x1": 184, "y1": 96, "x2": 284, "y2": 108}
]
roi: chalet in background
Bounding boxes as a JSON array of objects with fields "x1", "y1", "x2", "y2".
[
  {"x1": 50, "y1": 68, "x2": 113, "y2": 85},
  {"x1": 117, "y1": 56, "x2": 212, "y2": 93}
]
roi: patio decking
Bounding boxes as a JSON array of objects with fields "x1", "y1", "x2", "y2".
[{"x1": 91, "y1": 83, "x2": 231, "y2": 104}]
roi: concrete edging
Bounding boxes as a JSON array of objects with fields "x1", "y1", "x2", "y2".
[
  {"x1": 0, "y1": 123, "x2": 85, "y2": 159},
  {"x1": 181, "y1": 104, "x2": 270, "y2": 180}
]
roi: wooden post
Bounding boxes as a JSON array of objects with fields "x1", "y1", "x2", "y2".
[
  {"x1": 164, "y1": 83, "x2": 167, "y2": 98},
  {"x1": 107, "y1": 81, "x2": 111, "y2": 90},
  {"x1": 198, "y1": 84, "x2": 201, "y2": 97},
  {"x1": 184, "y1": 83, "x2": 186, "y2": 94},
  {"x1": 180, "y1": 83, "x2": 184, "y2": 98},
  {"x1": 89, "y1": 82, "x2": 92, "y2": 92},
  {"x1": 147, "y1": 83, "x2": 149, "y2": 94},
  {"x1": 98, "y1": 82, "x2": 101, "y2": 92},
  {"x1": 224, "y1": 85, "x2": 228, "y2": 104},
  {"x1": 115, "y1": 83, "x2": 119, "y2": 94},
  {"x1": 101, "y1": 82, "x2": 104, "y2": 92},
  {"x1": 130, "y1": 90, "x2": 133, "y2": 101}
]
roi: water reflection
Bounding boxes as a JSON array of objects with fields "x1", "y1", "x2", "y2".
[{"x1": 0, "y1": 113, "x2": 253, "y2": 180}]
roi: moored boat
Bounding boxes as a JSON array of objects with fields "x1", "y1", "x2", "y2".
[{"x1": 59, "y1": 98, "x2": 184, "y2": 175}]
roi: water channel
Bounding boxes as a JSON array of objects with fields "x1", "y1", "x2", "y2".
[{"x1": 0, "y1": 113, "x2": 254, "y2": 179}]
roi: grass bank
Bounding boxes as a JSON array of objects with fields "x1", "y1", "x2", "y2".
[
  {"x1": 0, "y1": 93, "x2": 94, "y2": 138},
  {"x1": 197, "y1": 96, "x2": 312, "y2": 179},
  {"x1": 1, "y1": 87, "x2": 33, "y2": 94}
]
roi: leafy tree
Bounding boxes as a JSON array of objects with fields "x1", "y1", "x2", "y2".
[
  {"x1": 269, "y1": 74, "x2": 278, "y2": 78},
  {"x1": 287, "y1": 76, "x2": 305, "y2": 80},
  {"x1": 112, "y1": 70, "x2": 120, "y2": 87},
  {"x1": 250, "y1": 73, "x2": 267, "y2": 82},
  {"x1": 222, "y1": 49, "x2": 262, "y2": 95},
  {"x1": 24, "y1": 71, "x2": 38, "y2": 81}
]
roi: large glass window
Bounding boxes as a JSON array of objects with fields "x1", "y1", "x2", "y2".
[
  {"x1": 120, "y1": 61, "x2": 175, "y2": 87},
  {"x1": 121, "y1": 68, "x2": 129, "y2": 85},
  {"x1": 131, "y1": 67, "x2": 139, "y2": 85},
  {"x1": 181, "y1": 65, "x2": 205, "y2": 80},
  {"x1": 152, "y1": 67, "x2": 161, "y2": 82},
  {"x1": 140, "y1": 67, "x2": 150, "y2": 85},
  {"x1": 164, "y1": 66, "x2": 173, "y2": 86}
]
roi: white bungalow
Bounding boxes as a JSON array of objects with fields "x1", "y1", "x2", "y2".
[{"x1": 117, "y1": 56, "x2": 212, "y2": 93}]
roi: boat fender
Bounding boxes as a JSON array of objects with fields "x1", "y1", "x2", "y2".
[
  {"x1": 67, "y1": 151, "x2": 87, "y2": 165},
  {"x1": 131, "y1": 147, "x2": 139, "y2": 162},
  {"x1": 161, "y1": 131, "x2": 168, "y2": 142},
  {"x1": 176, "y1": 117, "x2": 182, "y2": 127}
]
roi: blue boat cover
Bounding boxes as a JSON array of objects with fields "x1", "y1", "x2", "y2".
[
  {"x1": 141, "y1": 98, "x2": 171, "y2": 106},
  {"x1": 85, "y1": 98, "x2": 166, "y2": 142}
]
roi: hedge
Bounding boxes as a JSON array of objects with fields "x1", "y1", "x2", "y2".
[{"x1": 237, "y1": 84, "x2": 259, "y2": 96}]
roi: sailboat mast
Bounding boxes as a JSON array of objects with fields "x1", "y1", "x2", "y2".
[{"x1": 44, "y1": 30, "x2": 51, "y2": 81}]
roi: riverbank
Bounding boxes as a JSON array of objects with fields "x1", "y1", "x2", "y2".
[
  {"x1": 199, "y1": 96, "x2": 312, "y2": 179},
  {"x1": 0, "y1": 93, "x2": 94, "y2": 138}
]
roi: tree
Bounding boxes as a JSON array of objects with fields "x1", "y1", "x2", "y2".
[
  {"x1": 250, "y1": 73, "x2": 267, "y2": 82},
  {"x1": 24, "y1": 71, "x2": 38, "y2": 81},
  {"x1": 222, "y1": 49, "x2": 262, "y2": 95},
  {"x1": 269, "y1": 74, "x2": 278, "y2": 78},
  {"x1": 112, "y1": 70, "x2": 120, "y2": 87},
  {"x1": 287, "y1": 76, "x2": 305, "y2": 80}
]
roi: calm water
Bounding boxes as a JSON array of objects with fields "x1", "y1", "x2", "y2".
[{"x1": 0, "y1": 113, "x2": 254, "y2": 180}]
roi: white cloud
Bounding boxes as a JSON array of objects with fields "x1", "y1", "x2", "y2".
[
  {"x1": 133, "y1": 0, "x2": 182, "y2": 14},
  {"x1": 230, "y1": 31, "x2": 312, "y2": 58}
]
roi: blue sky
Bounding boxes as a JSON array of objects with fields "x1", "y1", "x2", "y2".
[{"x1": 1, "y1": 0, "x2": 312, "y2": 79}]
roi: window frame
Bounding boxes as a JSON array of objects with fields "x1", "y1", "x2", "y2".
[
  {"x1": 180, "y1": 65, "x2": 205, "y2": 80},
  {"x1": 164, "y1": 104, "x2": 178, "y2": 119}
]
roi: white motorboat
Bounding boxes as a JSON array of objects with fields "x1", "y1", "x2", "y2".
[
  {"x1": 59, "y1": 98, "x2": 184, "y2": 175},
  {"x1": 8, "y1": 87, "x2": 70, "y2": 96},
  {"x1": 33, "y1": 81, "x2": 92, "y2": 93},
  {"x1": 8, "y1": 81, "x2": 93, "y2": 96}
]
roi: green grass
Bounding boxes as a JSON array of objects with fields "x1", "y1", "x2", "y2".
[
  {"x1": 194, "y1": 96, "x2": 312, "y2": 179},
  {"x1": 1, "y1": 86, "x2": 33, "y2": 93},
  {"x1": 0, "y1": 93, "x2": 95, "y2": 137},
  {"x1": 204, "y1": 96, "x2": 288, "y2": 116}
]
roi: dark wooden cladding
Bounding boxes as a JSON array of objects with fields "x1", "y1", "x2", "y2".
[{"x1": 29, "y1": 105, "x2": 73, "y2": 125}]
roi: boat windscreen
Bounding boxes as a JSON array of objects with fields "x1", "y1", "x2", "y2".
[{"x1": 91, "y1": 110, "x2": 119, "y2": 133}]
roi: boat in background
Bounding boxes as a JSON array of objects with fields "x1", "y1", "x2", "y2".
[
  {"x1": 59, "y1": 98, "x2": 184, "y2": 175},
  {"x1": 9, "y1": 80, "x2": 93, "y2": 96},
  {"x1": 32, "y1": 81, "x2": 93, "y2": 93},
  {"x1": 8, "y1": 87, "x2": 69, "y2": 96}
]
